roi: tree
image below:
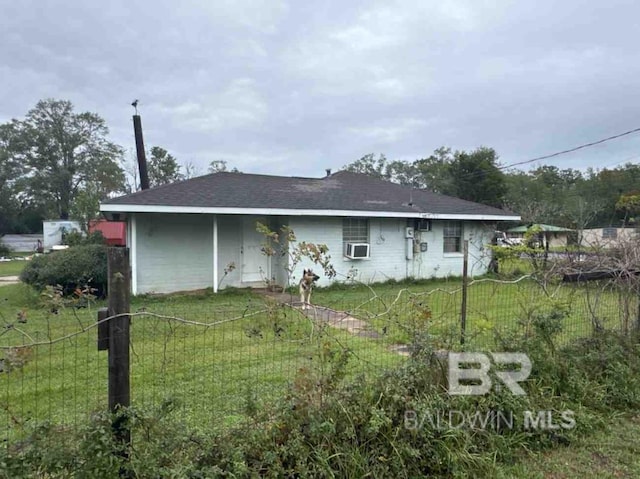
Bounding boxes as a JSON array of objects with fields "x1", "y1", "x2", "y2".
[
  {"x1": 503, "y1": 171, "x2": 562, "y2": 224},
  {"x1": 0, "y1": 122, "x2": 24, "y2": 233},
  {"x1": 412, "y1": 147, "x2": 454, "y2": 192},
  {"x1": 208, "y1": 160, "x2": 240, "y2": 174},
  {"x1": 342, "y1": 148, "x2": 507, "y2": 208},
  {"x1": 121, "y1": 152, "x2": 140, "y2": 194},
  {"x1": 616, "y1": 192, "x2": 640, "y2": 226},
  {"x1": 69, "y1": 181, "x2": 102, "y2": 230},
  {"x1": 182, "y1": 160, "x2": 201, "y2": 179},
  {"x1": 2, "y1": 99, "x2": 124, "y2": 220},
  {"x1": 447, "y1": 147, "x2": 506, "y2": 208},
  {"x1": 148, "y1": 146, "x2": 182, "y2": 187},
  {"x1": 124, "y1": 151, "x2": 202, "y2": 192},
  {"x1": 586, "y1": 164, "x2": 640, "y2": 226},
  {"x1": 341, "y1": 154, "x2": 391, "y2": 180},
  {"x1": 563, "y1": 195, "x2": 604, "y2": 245}
]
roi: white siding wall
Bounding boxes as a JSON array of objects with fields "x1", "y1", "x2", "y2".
[
  {"x1": 135, "y1": 213, "x2": 213, "y2": 294},
  {"x1": 216, "y1": 215, "x2": 242, "y2": 288},
  {"x1": 268, "y1": 217, "x2": 290, "y2": 287},
  {"x1": 133, "y1": 213, "x2": 496, "y2": 293},
  {"x1": 134, "y1": 213, "x2": 282, "y2": 293},
  {"x1": 215, "y1": 215, "x2": 289, "y2": 289},
  {"x1": 288, "y1": 217, "x2": 495, "y2": 286},
  {"x1": 411, "y1": 221, "x2": 494, "y2": 278},
  {"x1": 581, "y1": 228, "x2": 638, "y2": 249}
]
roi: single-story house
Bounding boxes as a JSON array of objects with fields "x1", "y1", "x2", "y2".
[
  {"x1": 100, "y1": 171, "x2": 520, "y2": 295},
  {"x1": 507, "y1": 224, "x2": 573, "y2": 249},
  {"x1": 580, "y1": 227, "x2": 638, "y2": 248}
]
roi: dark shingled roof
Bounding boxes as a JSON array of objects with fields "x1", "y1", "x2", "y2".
[{"x1": 102, "y1": 171, "x2": 517, "y2": 218}]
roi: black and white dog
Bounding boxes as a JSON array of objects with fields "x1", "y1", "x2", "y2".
[{"x1": 299, "y1": 269, "x2": 320, "y2": 310}]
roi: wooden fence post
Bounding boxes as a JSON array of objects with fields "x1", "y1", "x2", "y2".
[
  {"x1": 107, "y1": 247, "x2": 131, "y2": 448},
  {"x1": 460, "y1": 240, "x2": 469, "y2": 346}
]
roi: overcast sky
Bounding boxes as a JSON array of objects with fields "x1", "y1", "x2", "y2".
[{"x1": 2, "y1": 0, "x2": 640, "y2": 178}]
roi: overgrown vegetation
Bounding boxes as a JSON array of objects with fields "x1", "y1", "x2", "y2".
[
  {"x1": 61, "y1": 230, "x2": 106, "y2": 247},
  {"x1": 3, "y1": 315, "x2": 640, "y2": 477},
  {"x1": 4, "y1": 238, "x2": 640, "y2": 476},
  {"x1": 257, "y1": 221, "x2": 336, "y2": 289}
]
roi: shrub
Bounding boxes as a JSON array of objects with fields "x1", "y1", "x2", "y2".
[
  {"x1": 20, "y1": 244, "x2": 107, "y2": 295},
  {"x1": 4, "y1": 325, "x2": 640, "y2": 477},
  {"x1": 0, "y1": 238, "x2": 11, "y2": 257},
  {"x1": 63, "y1": 230, "x2": 106, "y2": 247}
]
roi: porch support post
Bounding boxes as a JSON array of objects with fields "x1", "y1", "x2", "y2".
[
  {"x1": 130, "y1": 214, "x2": 138, "y2": 295},
  {"x1": 213, "y1": 214, "x2": 219, "y2": 293}
]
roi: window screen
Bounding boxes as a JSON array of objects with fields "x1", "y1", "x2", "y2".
[
  {"x1": 343, "y1": 218, "x2": 369, "y2": 243},
  {"x1": 443, "y1": 221, "x2": 462, "y2": 253}
]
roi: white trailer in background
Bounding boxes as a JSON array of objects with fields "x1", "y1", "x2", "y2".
[{"x1": 42, "y1": 220, "x2": 81, "y2": 250}]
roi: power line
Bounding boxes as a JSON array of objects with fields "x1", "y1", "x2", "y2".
[
  {"x1": 597, "y1": 152, "x2": 640, "y2": 170},
  {"x1": 426, "y1": 128, "x2": 640, "y2": 187},
  {"x1": 499, "y1": 126, "x2": 640, "y2": 171}
]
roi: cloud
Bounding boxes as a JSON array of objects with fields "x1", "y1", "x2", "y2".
[
  {"x1": 348, "y1": 118, "x2": 431, "y2": 144},
  {"x1": 159, "y1": 78, "x2": 268, "y2": 133},
  {"x1": 1, "y1": 0, "x2": 640, "y2": 178}
]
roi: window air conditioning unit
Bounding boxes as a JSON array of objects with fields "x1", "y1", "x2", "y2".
[
  {"x1": 345, "y1": 243, "x2": 370, "y2": 259},
  {"x1": 416, "y1": 219, "x2": 432, "y2": 231}
]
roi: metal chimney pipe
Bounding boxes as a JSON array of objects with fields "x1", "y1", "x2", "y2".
[{"x1": 133, "y1": 114, "x2": 150, "y2": 190}]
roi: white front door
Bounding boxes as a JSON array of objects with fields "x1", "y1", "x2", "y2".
[{"x1": 241, "y1": 217, "x2": 270, "y2": 284}]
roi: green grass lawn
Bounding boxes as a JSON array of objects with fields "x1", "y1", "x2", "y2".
[
  {"x1": 0, "y1": 256, "x2": 29, "y2": 277},
  {"x1": 0, "y1": 275, "x2": 634, "y2": 441},
  {"x1": 496, "y1": 415, "x2": 640, "y2": 478},
  {"x1": 1, "y1": 277, "x2": 638, "y2": 476},
  {"x1": 0, "y1": 284, "x2": 401, "y2": 439},
  {"x1": 311, "y1": 275, "x2": 629, "y2": 348}
]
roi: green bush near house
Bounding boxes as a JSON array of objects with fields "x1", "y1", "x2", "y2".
[
  {"x1": 20, "y1": 244, "x2": 108, "y2": 295},
  {"x1": 62, "y1": 230, "x2": 106, "y2": 247}
]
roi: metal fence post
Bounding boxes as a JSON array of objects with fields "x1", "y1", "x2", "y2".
[{"x1": 460, "y1": 240, "x2": 469, "y2": 346}]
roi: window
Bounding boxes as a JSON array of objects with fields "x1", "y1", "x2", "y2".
[
  {"x1": 443, "y1": 221, "x2": 463, "y2": 253},
  {"x1": 343, "y1": 218, "x2": 369, "y2": 244},
  {"x1": 602, "y1": 228, "x2": 618, "y2": 239}
]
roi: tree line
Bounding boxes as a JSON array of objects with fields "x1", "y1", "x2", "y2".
[
  {"x1": 1, "y1": 98, "x2": 638, "y2": 235},
  {"x1": 342, "y1": 150, "x2": 640, "y2": 230},
  {"x1": 0, "y1": 99, "x2": 235, "y2": 234}
]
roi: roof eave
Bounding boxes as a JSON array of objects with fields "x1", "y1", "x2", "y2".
[{"x1": 99, "y1": 203, "x2": 520, "y2": 222}]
